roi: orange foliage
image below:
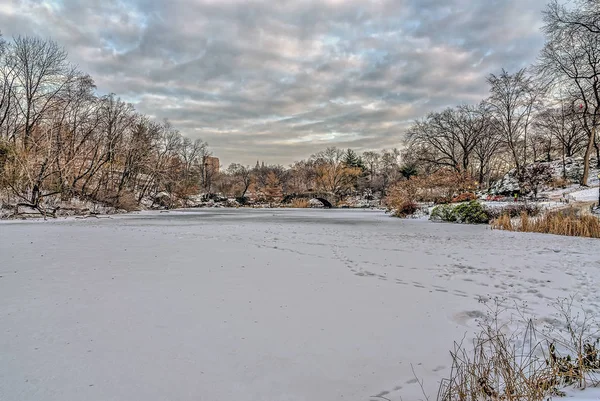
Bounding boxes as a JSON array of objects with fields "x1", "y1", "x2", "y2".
[{"x1": 386, "y1": 169, "x2": 477, "y2": 206}]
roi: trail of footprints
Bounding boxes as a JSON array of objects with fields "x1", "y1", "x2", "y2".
[
  {"x1": 331, "y1": 246, "x2": 470, "y2": 299},
  {"x1": 332, "y1": 246, "x2": 388, "y2": 281}
]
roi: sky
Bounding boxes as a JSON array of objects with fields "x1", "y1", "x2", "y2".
[{"x1": 0, "y1": 0, "x2": 549, "y2": 166}]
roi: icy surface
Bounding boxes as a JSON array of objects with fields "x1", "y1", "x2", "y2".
[{"x1": 1, "y1": 209, "x2": 599, "y2": 401}]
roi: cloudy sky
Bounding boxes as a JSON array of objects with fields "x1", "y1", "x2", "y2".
[{"x1": 0, "y1": 0, "x2": 549, "y2": 166}]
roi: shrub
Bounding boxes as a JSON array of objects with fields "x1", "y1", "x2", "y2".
[
  {"x1": 454, "y1": 201, "x2": 489, "y2": 224},
  {"x1": 96, "y1": 191, "x2": 140, "y2": 211},
  {"x1": 385, "y1": 169, "x2": 477, "y2": 206},
  {"x1": 430, "y1": 204, "x2": 458, "y2": 222},
  {"x1": 550, "y1": 177, "x2": 570, "y2": 189},
  {"x1": 452, "y1": 192, "x2": 477, "y2": 203},
  {"x1": 484, "y1": 203, "x2": 542, "y2": 220},
  {"x1": 115, "y1": 192, "x2": 140, "y2": 212},
  {"x1": 520, "y1": 163, "x2": 553, "y2": 199},
  {"x1": 391, "y1": 200, "x2": 419, "y2": 218},
  {"x1": 431, "y1": 201, "x2": 489, "y2": 224},
  {"x1": 426, "y1": 169, "x2": 478, "y2": 202},
  {"x1": 434, "y1": 196, "x2": 453, "y2": 205}
]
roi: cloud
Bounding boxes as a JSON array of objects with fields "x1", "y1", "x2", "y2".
[{"x1": 0, "y1": 0, "x2": 548, "y2": 165}]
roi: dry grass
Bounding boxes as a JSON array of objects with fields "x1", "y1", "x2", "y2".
[
  {"x1": 289, "y1": 198, "x2": 310, "y2": 208},
  {"x1": 114, "y1": 191, "x2": 140, "y2": 212},
  {"x1": 437, "y1": 298, "x2": 600, "y2": 401},
  {"x1": 491, "y1": 208, "x2": 600, "y2": 238},
  {"x1": 549, "y1": 177, "x2": 570, "y2": 189}
]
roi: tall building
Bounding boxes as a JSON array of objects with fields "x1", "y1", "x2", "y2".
[
  {"x1": 202, "y1": 156, "x2": 220, "y2": 192},
  {"x1": 204, "y1": 156, "x2": 220, "y2": 173}
]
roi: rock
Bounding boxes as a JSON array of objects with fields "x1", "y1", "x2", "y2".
[
  {"x1": 490, "y1": 157, "x2": 599, "y2": 195},
  {"x1": 225, "y1": 199, "x2": 240, "y2": 207},
  {"x1": 309, "y1": 198, "x2": 325, "y2": 208}
]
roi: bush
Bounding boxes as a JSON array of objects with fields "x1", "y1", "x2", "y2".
[
  {"x1": 430, "y1": 204, "x2": 458, "y2": 222},
  {"x1": 115, "y1": 192, "x2": 139, "y2": 212},
  {"x1": 385, "y1": 169, "x2": 477, "y2": 206},
  {"x1": 520, "y1": 163, "x2": 553, "y2": 199},
  {"x1": 391, "y1": 200, "x2": 419, "y2": 217},
  {"x1": 434, "y1": 196, "x2": 453, "y2": 205},
  {"x1": 550, "y1": 177, "x2": 570, "y2": 189},
  {"x1": 452, "y1": 192, "x2": 477, "y2": 203},
  {"x1": 484, "y1": 203, "x2": 542, "y2": 220},
  {"x1": 454, "y1": 201, "x2": 489, "y2": 224},
  {"x1": 431, "y1": 201, "x2": 489, "y2": 224}
]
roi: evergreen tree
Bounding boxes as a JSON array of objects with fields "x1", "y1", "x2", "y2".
[
  {"x1": 400, "y1": 164, "x2": 418, "y2": 180},
  {"x1": 343, "y1": 149, "x2": 363, "y2": 169}
]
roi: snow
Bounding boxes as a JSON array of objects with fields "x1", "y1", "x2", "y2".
[
  {"x1": 569, "y1": 187, "x2": 600, "y2": 202},
  {"x1": 1, "y1": 209, "x2": 600, "y2": 401},
  {"x1": 559, "y1": 387, "x2": 600, "y2": 400}
]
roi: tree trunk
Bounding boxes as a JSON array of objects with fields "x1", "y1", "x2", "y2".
[
  {"x1": 594, "y1": 131, "x2": 600, "y2": 168},
  {"x1": 562, "y1": 146, "x2": 567, "y2": 179},
  {"x1": 478, "y1": 163, "x2": 485, "y2": 189},
  {"x1": 581, "y1": 127, "x2": 595, "y2": 186}
]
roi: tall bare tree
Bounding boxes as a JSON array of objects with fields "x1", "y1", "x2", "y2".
[
  {"x1": 486, "y1": 69, "x2": 541, "y2": 177},
  {"x1": 10, "y1": 36, "x2": 76, "y2": 148},
  {"x1": 540, "y1": 3, "x2": 600, "y2": 185},
  {"x1": 0, "y1": 34, "x2": 16, "y2": 136},
  {"x1": 406, "y1": 104, "x2": 490, "y2": 173},
  {"x1": 545, "y1": 0, "x2": 600, "y2": 35}
]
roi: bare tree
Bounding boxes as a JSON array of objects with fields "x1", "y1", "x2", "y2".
[
  {"x1": 287, "y1": 159, "x2": 316, "y2": 193},
  {"x1": 486, "y1": 69, "x2": 541, "y2": 176},
  {"x1": 227, "y1": 163, "x2": 252, "y2": 198},
  {"x1": 545, "y1": 0, "x2": 600, "y2": 35},
  {"x1": 472, "y1": 117, "x2": 503, "y2": 187},
  {"x1": 310, "y1": 147, "x2": 361, "y2": 200},
  {"x1": 539, "y1": 4, "x2": 600, "y2": 185},
  {"x1": 406, "y1": 104, "x2": 489, "y2": 173},
  {"x1": 10, "y1": 36, "x2": 76, "y2": 148},
  {"x1": 0, "y1": 34, "x2": 16, "y2": 135},
  {"x1": 361, "y1": 151, "x2": 380, "y2": 190},
  {"x1": 379, "y1": 148, "x2": 401, "y2": 196},
  {"x1": 179, "y1": 136, "x2": 208, "y2": 190}
]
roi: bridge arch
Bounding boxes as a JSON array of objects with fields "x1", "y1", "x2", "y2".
[
  {"x1": 282, "y1": 193, "x2": 335, "y2": 208},
  {"x1": 312, "y1": 197, "x2": 333, "y2": 208}
]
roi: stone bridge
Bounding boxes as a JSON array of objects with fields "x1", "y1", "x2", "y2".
[{"x1": 282, "y1": 192, "x2": 336, "y2": 208}]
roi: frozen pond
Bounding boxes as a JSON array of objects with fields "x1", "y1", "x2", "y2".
[{"x1": 1, "y1": 209, "x2": 599, "y2": 401}]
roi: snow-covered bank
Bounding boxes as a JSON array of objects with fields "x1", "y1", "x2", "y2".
[{"x1": 1, "y1": 209, "x2": 599, "y2": 401}]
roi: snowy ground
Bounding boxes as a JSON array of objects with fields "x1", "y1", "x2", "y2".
[
  {"x1": 1, "y1": 209, "x2": 599, "y2": 401},
  {"x1": 569, "y1": 186, "x2": 600, "y2": 203}
]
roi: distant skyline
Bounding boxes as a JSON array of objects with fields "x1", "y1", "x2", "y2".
[{"x1": 0, "y1": 0, "x2": 549, "y2": 166}]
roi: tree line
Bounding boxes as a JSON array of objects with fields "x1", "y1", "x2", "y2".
[
  {"x1": 405, "y1": 0, "x2": 600, "y2": 188},
  {"x1": 0, "y1": 34, "x2": 409, "y2": 211},
  {"x1": 218, "y1": 147, "x2": 407, "y2": 203},
  {"x1": 0, "y1": 35, "x2": 212, "y2": 212},
  {"x1": 0, "y1": 0, "x2": 598, "y2": 213}
]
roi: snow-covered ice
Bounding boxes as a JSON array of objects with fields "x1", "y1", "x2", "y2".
[{"x1": 1, "y1": 209, "x2": 599, "y2": 401}]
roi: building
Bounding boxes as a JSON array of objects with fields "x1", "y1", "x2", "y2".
[
  {"x1": 204, "y1": 156, "x2": 220, "y2": 173},
  {"x1": 202, "y1": 156, "x2": 220, "y2": 192}
]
